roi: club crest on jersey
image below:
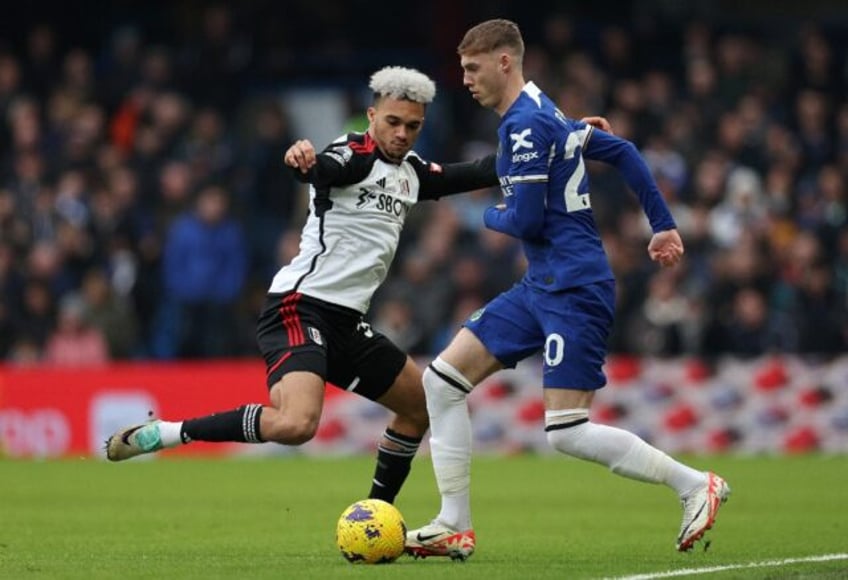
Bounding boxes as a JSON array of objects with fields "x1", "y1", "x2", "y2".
[{"x1": 308, "y1": 327, "x2": 323, "y2": 345}]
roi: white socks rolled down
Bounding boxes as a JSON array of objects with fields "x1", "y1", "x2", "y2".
[
  {"x1": 424, "y1": 357, "x2": 475, "y2": 531},
  {"x1": 545, "y1": 409, "x2": 706, "y2": 497}
]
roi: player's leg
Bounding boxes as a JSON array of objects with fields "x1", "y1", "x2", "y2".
[
  {"x1": 105, "y1": 292, "x2": 329, "y2": 460},
  {"x1": 104, "y1": 370, "x2": 327, "y2": 460},
  {"x1": 332, "y1": 320, "x2": 427, "y2": 504},
  {"x1": 539, "y1": 282, "x2": 730, "y2": 551},
  {"x1": 405, "y1": 328, "x2": 500, "y2": 560},
  {"x1": 543, "y1": 388, "x2": 730, "y2": 550},
  {"x1": 369, "y1": 356, "x2": 429, "y2": 503},
  {"x1": 544, "y1": 388, "x2": 709, "y2": 490},
  {"x1": 407, "y1": 288, "x2": 535, "y2": 560}
]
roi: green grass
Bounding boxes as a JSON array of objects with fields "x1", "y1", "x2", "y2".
[{"x1": 1, "y1": 455, "x2": 846, "y2": 579}]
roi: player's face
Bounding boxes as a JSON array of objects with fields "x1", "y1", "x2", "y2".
[
  {"x1": 367, "y1": 97, "x2": 425, "y2": 162},
  {"x1": 461, "y1": 51, "x2": 507, "y2": 111}
]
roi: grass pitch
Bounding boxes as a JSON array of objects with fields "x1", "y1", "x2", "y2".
[{"x1": 1, "y1": 454, "x2": 846, "y2": 579}]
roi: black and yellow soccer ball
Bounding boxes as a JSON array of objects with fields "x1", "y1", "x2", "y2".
[{"x1": 336, "y1": 499, "x2": 406, "y2": 564}]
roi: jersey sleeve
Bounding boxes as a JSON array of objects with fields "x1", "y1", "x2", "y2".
[
  {"x1": 413, "y1": 154, "x2": 498, "y2": 200},
  {"x1": 290, "y1": 136, "x2": 365, "y2": 188},
  {"x1": 483, "y1": 113, "x2": 551, "y2": 239},
  {"x1": 582, "y1": 129, "x2": 677, "y2": 233}
]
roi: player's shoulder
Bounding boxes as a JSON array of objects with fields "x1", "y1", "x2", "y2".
[
  {"x1": 403, "y1": 149, "x2": 427, "y2": 166},
  {"x1": 323, "y1": 132, "x2": 375, "y2": 166},
  {"x1": 503, "y1": 104, "x2": 554, "y2": 145},
  {"x1": 403, "y1": 149, "x2": 443, "y2": 175}
]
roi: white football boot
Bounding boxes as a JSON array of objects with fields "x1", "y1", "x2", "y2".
[
  {"x1": 676, "y1": 472, "x2": 731, "y2": 551},
  {"x1": 405, "y1": 520, "x2": 476, "y2": 561}
]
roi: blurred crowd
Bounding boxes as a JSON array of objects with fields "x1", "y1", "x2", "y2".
[{"x1": 0, "y1": 2, "x2": 846, "y2": 365}]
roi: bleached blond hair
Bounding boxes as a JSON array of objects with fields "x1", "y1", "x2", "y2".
[{"x1": 369, "y1": 66, "x2": 436, "y2": 104}]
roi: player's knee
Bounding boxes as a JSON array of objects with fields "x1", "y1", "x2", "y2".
[
  {"x1": 545, "y1": 409, "x2": 591, "y2": 458},
  {"x1": 264, "y1": 413, "x2": 320, "y2": 446},
  {"x1": 286, "y1": 417, "x2": 320, "y2": 445},
  {"x1": 395, "y1": 406, "x2": 429, "y2": 437},
  {"x1": 423, "y1": 362, "x2": 469, "y2": 405}
]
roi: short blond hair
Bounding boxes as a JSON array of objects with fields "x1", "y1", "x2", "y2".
[{"x1": 457, "y1": 19, "x2": 524, "y2": 60}]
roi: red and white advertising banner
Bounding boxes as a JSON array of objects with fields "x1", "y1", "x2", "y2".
[
  {"x1": 2, "y1": 356, "x2": 847, "y2": 458},
  {"x1": 0, "y1": 361, "x2": 281, "y2": 458}
]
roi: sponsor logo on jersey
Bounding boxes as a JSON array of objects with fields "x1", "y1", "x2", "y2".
[
  {"x1": 510, "y1": 128, "x2": 533, "y2": 152},
  {"x1": 356, "y1": 187, "x2": 409, "y2": 217},
  {"x1": 468, "y1": 307, "x2": 485, "y2": 322},
  {"x1": 375, "y1": 194, "x2": 410, "y2": 217},
  {"x1": 356, "y1": 188, "x2": 377, "y2": 208},
  {"x1": 510, "y1": 128, "x2": 538, "y2": 163},
  {"x1": 429, "y1": 162, "x2": 443, "y2": 173},
  {"x1": 308, "y1": 327, "x2": 323, "y2": 345},
  {"x1": 512, "y1": 150, "x2": 540, "y2": 163}
]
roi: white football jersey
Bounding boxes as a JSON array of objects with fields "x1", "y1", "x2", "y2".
[{"x1": 269, "y1": 132, "x2": 497, "y2": 313}]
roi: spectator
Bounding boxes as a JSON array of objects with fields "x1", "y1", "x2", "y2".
[
  {"x1": 44, "y1": 293, "x2": 109, "y2": 365},
  {"x1": 703, "y1": 287, "x2": 778, "y2": 358},
  {"x1": 79, "y1": 268, "x2": 139, "y2": 359},
  {"x1": 623, "y1": 269, "x2": 692, "y2": 357},
  {"x1": 155, "y1": 184, "x2": 247, "y2": 358}
]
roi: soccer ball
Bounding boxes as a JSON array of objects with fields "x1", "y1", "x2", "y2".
[{"x1": 336, "y1": 499, "x2": 406, "y2": 564}]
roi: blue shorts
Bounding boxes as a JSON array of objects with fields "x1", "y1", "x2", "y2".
[{"x1": 464, "y1": 280, "x2": 615, "y2": 389}]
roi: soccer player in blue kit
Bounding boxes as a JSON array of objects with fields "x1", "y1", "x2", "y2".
[{"x1": 405, "y1": 19, "x2": 730, "y2": 560}]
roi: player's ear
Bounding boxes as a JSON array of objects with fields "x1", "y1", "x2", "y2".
[
  {"x1": 499, "y1": 52, "x2": 511, "y2": 73},
  {"x1": 366, "y1": 106, "x2": 376, "y2": 124}
]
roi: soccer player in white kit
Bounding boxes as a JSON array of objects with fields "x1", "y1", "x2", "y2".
[{"x1": 106, "y1": 66, "x2": 498, "y2": 506}]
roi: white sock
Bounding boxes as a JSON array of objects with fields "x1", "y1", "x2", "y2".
[
  {"x1": 157, "y1": 421, "x2": 185, "y2": 448},
  {"x1": 545, "y1": 410, "x2": 706, "y2": 497},
  {"x1": 425, "y1": 357, "x2": 475, "y2": 531}
]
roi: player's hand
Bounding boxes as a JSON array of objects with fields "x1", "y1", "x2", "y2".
[
  {"x1": 581, "y1": 116, "x2": 613, "y2": 134},
  {"x1": 284, "y1": 139, "x2": 317, "y2": 173},
  {"x1": 648, "y1": 229, "x2": 684, "y2": 268}
]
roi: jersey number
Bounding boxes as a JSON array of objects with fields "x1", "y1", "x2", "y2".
[
  {"x1": 563, "y1": 132, "x2": 591, "y2": 213},
  {"x1": 544, "y1": 333, "x2": 565, "y2": 367}
]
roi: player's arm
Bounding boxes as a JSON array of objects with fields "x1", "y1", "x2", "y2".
[
  {"x1": 583, "y1": 129, "x2": 683, "y2": 266},
  {"x1": 482, "y1": 179, "x2": 546, "y2": 239},
  {"x1": 583, "y1": 129, "x2": 676, "y2": 233},
  {"x1": 484, "y1": 117, "x2": 612, "y2": 240},
  {"x1": 484, "y1": 115, "x2": 550, "y2": 240},
  {"x1": 416, "y1": 154, "x2": 498, "y2": 199},
  {"x1": 283, "y1": 139, "x2": 358, "y2": 188}
]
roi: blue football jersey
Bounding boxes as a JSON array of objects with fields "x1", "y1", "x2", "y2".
[{"x1": 487, "y1": 82, "x2": 675, "y2": 292}]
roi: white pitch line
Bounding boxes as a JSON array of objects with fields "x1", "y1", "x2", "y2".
[{"x1": 609, "y1": 553, "x2": 848, "y2": 580}]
